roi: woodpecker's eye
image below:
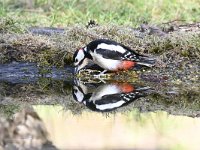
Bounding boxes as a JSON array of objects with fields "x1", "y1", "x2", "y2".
[
  {"x1": 75, "y1": 59, "x2": 78, "y2": 63},
  {"x1": 74, "y1": 89, "x2": 78, "y2": 93}
]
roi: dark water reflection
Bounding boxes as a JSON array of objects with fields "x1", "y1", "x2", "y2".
[
  {"x1": 72, "y1": 79, "x2": 150, "y2": 112},
  {"x1": 0, "y1": 62, "x2": 200, "y2": 149}
]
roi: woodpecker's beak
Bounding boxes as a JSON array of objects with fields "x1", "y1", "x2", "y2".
[{"x1": 74, "y1": 67, "x2": 79, "y2": 75}]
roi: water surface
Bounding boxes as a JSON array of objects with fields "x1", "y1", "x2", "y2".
[
  {"x1": 0, "y1": 62, "x2": 199, "y2": 149},
  {"x1": 35, "y1": 105, "x2": 200, "y2": 150}
]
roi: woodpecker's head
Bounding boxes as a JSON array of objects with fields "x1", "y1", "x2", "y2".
[
  {"x1": 73, "y1": 47, "x2": 93, "y2": 74},
  {"x1": 72, "y1": 79, "x2": 89, "y2": 102},
  {"x1": 73, "y1": 48, "x2": 87, "y2": 74},
  {"x1": 72, "y1": 85, "x2": 85, "y2": 102}
]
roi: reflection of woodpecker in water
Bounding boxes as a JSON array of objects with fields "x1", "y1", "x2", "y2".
[{"x1": 72, "y1": 79, "x2": 151, "y2": 112}]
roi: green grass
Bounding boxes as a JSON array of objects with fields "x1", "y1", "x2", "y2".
[{"x1": 0, "y1": 0, "x2": 200, "y2": 27}]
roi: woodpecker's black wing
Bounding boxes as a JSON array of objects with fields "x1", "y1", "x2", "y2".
[
  {"x1": 95, "y1": 48, "x2": 144, "y2": 62},
  {"x1": 100, "y1": 91, "x2": 145, "y2": 103},
  {"x1": 87, "y1": 39, "x2": 142, "y2": 60},
  {"x1": 85, "y1": 94, "x2": 126, "y2": 112},
  {"x1": 116, "y1": 43, "x2": 157, "y2": 66},
  {"x1": 95, "y1": 48, "x2": 123, "y2": 60},
  {"x1": 87, "y1": 39, "x2": 121, "y2": 51},
  {"x1": 87, "y1": 39, "x2": 156, "y2": 66}
]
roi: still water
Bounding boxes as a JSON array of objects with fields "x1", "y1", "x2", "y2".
[
  {"x1": 35, "y1": 105, "x2": 200, "y2": 150},
  {"x1": 0, "y1": 62, "x2": 199, "y2": 149}
]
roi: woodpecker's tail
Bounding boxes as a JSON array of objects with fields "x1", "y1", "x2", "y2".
[{"x1": 137, "y1": 56, "x2": 156, "y2": 67}]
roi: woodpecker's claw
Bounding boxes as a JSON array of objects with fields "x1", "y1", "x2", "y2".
[{"x1": 93, "y1": 70, "x2": 108, "y2": 78}]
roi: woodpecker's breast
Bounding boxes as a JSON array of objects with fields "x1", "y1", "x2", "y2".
[
  {"x1": 90, "y1": 84, "x2": 121, "y2": 101},
  {"x1": 90, "y1": 51, "x2": 121, "y2": 70}
]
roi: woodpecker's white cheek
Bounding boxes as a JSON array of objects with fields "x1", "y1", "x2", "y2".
[
  {"x1": 75, "y1": 50, "x2": 85, "y2": 66},
  {"x1": 78, "y1": 82, "x2": 88, "y2": 94},
  {"x1": 76, "y1": 93, "x2": 84, "y2": 102},
  {"x1": 73, "y1": 87, "x2": 84, "y2": 102},
  {"x1": 83, "y1": 47, "x2": 87, "y2": 51},
  {"x1": 74, "y1": 62, "x2": 78, "y2": 67},
  {"x1": 97, "y1": 43, "x2": 126, "y2": 53},
  {"x1": 77, "y1": 58, "x2": 89, "y2": 72}
]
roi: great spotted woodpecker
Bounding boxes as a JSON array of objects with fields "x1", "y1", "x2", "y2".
[
  {"x1": 73, "y1": 39, "x2": 156, "y2": 74},
  {"x1": 72, "y1": 80, "x2": 150, "y2": 112}
]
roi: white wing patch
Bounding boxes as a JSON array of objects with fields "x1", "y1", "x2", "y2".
[
  {"x1": 97, "y1": 43, "x2": 126, "y2": 53},
  {"x1": 96, "y1": 100, "x2": 125, "y2": 110}
]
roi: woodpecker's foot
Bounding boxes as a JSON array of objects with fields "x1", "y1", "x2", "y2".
[
  {"x1": 93, "y1": 70, "x2": 108, "y2": 78},
  {"x1": 100, "y1": 70, "x2": 108, "y2": 75},
  {"x1": 76, "y1": 69, "x2": 111, "y2": 80},
  {"x1": 77, "y1": 69, "x2": 101, "y2": 77}
]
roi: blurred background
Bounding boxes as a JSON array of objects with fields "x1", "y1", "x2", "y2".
[{"x1": 0, "y1": 0, "x2": 200, "y2": 27}]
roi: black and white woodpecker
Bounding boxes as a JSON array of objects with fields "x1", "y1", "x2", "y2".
[{"x1": 73, "y1": 39, "x2": 156, "y2": 74}]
